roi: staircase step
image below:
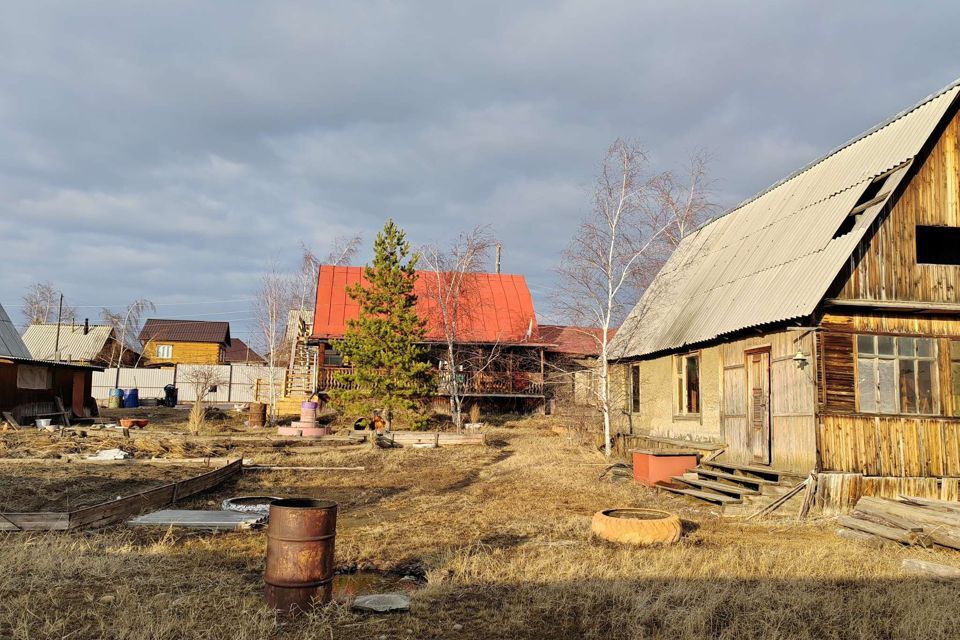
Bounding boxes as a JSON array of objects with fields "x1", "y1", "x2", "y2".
[
  {"x1": 704, "y1": 460, "x2": 784, "y2": 480},
  {"x1": 658, "y1": 484, "x2": 741, "y2": 505},
  {"x1": 672, "y1": 476, "x2": 760, "y2": 497},
  {"x1": 695, "y1": 468, "x2": 776, "y2": 488}
]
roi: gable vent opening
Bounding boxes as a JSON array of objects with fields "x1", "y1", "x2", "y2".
[
  {"x1": 833, "y1": 174, "x2": 891, "y2": 239},
  {"x1": 916, "y1": 225, "x2": 960, "y2": 265}
]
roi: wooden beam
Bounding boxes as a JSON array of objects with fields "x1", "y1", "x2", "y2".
[{"x1": 824, "y1": 298, "x2": 960, "y2": 313}]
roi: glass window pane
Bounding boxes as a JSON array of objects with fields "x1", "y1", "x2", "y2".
[
  {"x1": 878, "y1": 360, "x2": 897, "y2": 414},
  {"x1": 899, "y1": 337, "x2": 916, "y2": 357},
  {"x1": 917, "y1": 360, "x2": 937, "y2": 414},
  {"x1": 953, "y1": 362, "x2": 960, "y2": 417},
  {"x1": 686, "y1": 355, "x2": 700, "y2": 413},
  {"x1": 631, "y1": 365, "x2": 641, "y2": 413},
  {"x1": 877, "y1": 336, "x2": 895, "y2": 356},
  {"x1": 858, "y1": 358, "x2": 877, "y2": 413},
  {"x1": 899, "y1": 359, "x2": 917, "y2": 413},
  {"x1": 858, "y1": 335, "x2": 876, "y2": 355},
  {"x1": 917, "y1": 338, "x2": 935, "y2": 358}
]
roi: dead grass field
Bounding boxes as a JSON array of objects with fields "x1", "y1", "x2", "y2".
[{"x1": 2, "y1": 417, "x2": 960, "y2": 639}]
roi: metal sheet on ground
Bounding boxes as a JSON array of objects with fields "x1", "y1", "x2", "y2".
[{"x1": 127, "y1": 509, "x2": 266, "y2": 530}]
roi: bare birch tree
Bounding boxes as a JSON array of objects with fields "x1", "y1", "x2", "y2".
[
  {"x1": 420, "y1": 227, "x2": 497, "y2": 431},
  {"x1": 101, "y1": 298, "x2": 155, "y2": 372},
  {"x1": 184, "y1": 365, "x2": 227, "y2": 434},
  {"x1": 555, "y1": 139, "x2": 715, "y2": 456},
  {"x1": 254, "y1": 264, "x2": 293, "y2": 426},
  {"x1": 295, "y1": 234, "x2": 362, "y2": 315},
  {"x1": 21, "y1": 282, "x2": 76, "y2": 328}
]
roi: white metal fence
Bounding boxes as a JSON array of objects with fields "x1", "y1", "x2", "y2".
[{"x1": 92, "y1": 365, "x2": 286, "y2": 404}]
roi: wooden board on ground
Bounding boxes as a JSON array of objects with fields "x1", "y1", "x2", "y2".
[{"x1": 0, "y1": 459, "x2": 242, "y2": 532}]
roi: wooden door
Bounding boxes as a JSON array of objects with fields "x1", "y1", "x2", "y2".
[{"x1": 747, "y1": 349, "x2": 771, "y2": 464}]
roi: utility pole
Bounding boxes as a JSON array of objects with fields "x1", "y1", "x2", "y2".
[
  {"x1": 495, "y1": 243, "x2": 502, "y2": 274},
  {"x1": 53, "y1": 293, "x2": 63, "y2": 360}
]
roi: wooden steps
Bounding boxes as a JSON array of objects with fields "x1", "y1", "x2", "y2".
[
  {"x1": 658, "y1": 484, "x2": 741, "y2": 505},
  {"x1": 671, "y1": 475, "x2": 761, "y2": 497},
  {"x1": 656, "y1": 460, "x2": 799, "y2": 513}
]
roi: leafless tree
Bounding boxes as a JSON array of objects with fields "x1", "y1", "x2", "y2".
[
  {"x1": 420, "y1": 226, "x2": 498, "y2": 431},
  {"x1": 101, "y1": 298, "x2": 155, "y2": 373},
  {"x1": 254, "y1": 264, "x2": 293, "y2": 426},
  {"x1": 555, "y1": 139, "x2": 715, "y2": 456},
  {"x1": 295, "y1": 234, "x2": 362, "y2": 315},
  {"x1": 21, "y1": 282, "x2": 76, "y2": 328},
  {"x1": 184, "y1": 365, "x2": 227, "y2": 434}
]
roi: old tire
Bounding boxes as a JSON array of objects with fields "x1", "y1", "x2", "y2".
[{"x1": 590, "y1": 508, "x2": 682, "y2": 546}]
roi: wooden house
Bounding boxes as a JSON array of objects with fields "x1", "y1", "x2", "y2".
[
  {"x1": 607, "y1": 79, "x2": 960, "y2": 510},
  {"x1": 539, "y1": 325, "x2": 612, "y2": 412},
  {"x1": 138, "y1": 319, "x2": 231, "y2": 365},
  {"x1": 291, "y1": 265, "x2": 549, "y2": 414},
  {"x1": 222, "y1": 338, "x2": 266, "y2": 365},
  {"x1": 0, "y1": 303, "x2": 102, "y2": 427},
  {"x1": 22, "y1": 321, "x2": 138, "y2": 367}
]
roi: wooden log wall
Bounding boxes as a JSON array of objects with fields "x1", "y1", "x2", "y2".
[
  {"x1": 833, "y1": 108, "x2": 960, "y2": 303},
  {"x1": 818, "y1": 414, "x2": 960, "y2": 476},
  {"x1": 816, "y1": 472, "x2": 960, "y2": 515}
]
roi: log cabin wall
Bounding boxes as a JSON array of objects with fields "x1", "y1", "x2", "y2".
[
  {"x1": 719, "y1": 329, "x2": 817, "y2": 474},
  {"x1": 817, "y1": 312, "x2": 960, "y2": 476}
]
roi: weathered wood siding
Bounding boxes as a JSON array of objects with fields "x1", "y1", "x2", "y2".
[
  {"x1": 817, "y1": 312, "x2": 960, "y2": 476},
  {"x1": 147, "y1": 341, "x2": 224, "y2": 365},
  {"x1": 719, "y1": 330, "x2": 817, "y2": 474},
  {"x1": 815, "y1": 473, "x2": 958, "y2": 515},
  {"x1": 834, "y1": 109, "x2": 960, "y2": 302}
]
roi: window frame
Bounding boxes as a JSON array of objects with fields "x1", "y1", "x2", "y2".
[
  {"x1": 156, "y1": 344, "x2": 173, "y2": 359},
  {"x1": 629, "y1": 363, "x2": 641, "y2": 414},
  {"x1": 673, "y1": 351, "x2": 702, "y2": 418},
  {"x1": 855, "y1": 333, "x2": 940, "y2": 416},
  {"x1": 950, "y1": 340, "x2": 960, "y2": 417}
]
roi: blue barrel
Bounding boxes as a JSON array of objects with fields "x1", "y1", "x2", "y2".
[{"x1": 123, "y1": 388, "x2": 139, "y2": 408}]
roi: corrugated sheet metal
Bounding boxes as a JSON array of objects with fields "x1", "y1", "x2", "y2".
[
  {"x1": 312, "y1": 265, "x2": 540, "y2": 344},
  {"x1": 610, "y1": 81, "x2": 960, "y2": 360},
  {"x1": 139, "y1": 319, "x2": 231, "y2": 345},
  {"x1": 22, "y1": 323, "x2": 114, "y2": 362},
  {"x1": 92, "y1": 364, "x2": 286, "y2": 403},
  {"x1": 0, "y1": 303, "x2": 31, "y2": 359}
]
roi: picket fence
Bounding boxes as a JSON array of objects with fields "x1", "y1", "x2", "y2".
[{"x1": 92, "y1": 364, "x2": 286, "y2": 404}]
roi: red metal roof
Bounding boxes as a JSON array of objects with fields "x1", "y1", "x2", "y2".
[
  {"x1": 312, "y1": 265, "x2": 541, "y2": 344},
  {"x1": 539, "y1": 325, "x2": 615, "y2": 357}
]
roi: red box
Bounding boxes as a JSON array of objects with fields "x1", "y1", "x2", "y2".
[{"x1": 632, "y1": 449, "x2": 700, "y2": 486}]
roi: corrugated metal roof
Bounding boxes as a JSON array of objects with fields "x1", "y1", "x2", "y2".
[
  {"x1": 22, "y1": 323, "x2": 115, "y2": 362},
  {"x1": 139, "y1": 319, "x2": 232, "y2": 345},
  {"x1": 223, "y1": 338, "x2": 265, "y2": 363},
  {"x1": 312, "y1": 265, "x2": 540, "y2": 344},
  {"x1": 610, "y1": 80, "x2": 960, "y2": 360},
  {"x1": 539, "y1": 325, "x2": 614, "y2": 356},
  {"x1": 0, "y1": 303, "x2": 30, "y2": 359}
]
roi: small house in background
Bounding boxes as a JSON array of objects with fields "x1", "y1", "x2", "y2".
[
  {"x1": 608, "y1": 78, "x2": 960, "y2": 511},
  {"x1": 138, "y1": 319, "x2": 231, "y2": 366},
  {"x1": 223, "y1": 338, "x2": 266, "y2": 365},
  {"x1": 285, "y1": 265, "x2": 549, "y2": 415},
  {"x1": 22, "y1": 321, "x2": 138, "y2": 367},
  {"x1": 0, "y1": 302, "x2": 102, "y2": 427},
  {"x1": 539, "y1": 325, "x2": 614, "y2": 413}
]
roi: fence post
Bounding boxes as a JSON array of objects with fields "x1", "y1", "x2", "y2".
[{"x1": 227, "y1": 364, "x2": 233, "y2": 403}]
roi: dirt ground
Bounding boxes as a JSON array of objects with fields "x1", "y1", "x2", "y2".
[{"x1": 2, "y1": 417, "x2": 960, "y2": 639}]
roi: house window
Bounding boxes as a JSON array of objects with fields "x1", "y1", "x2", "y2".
[
  {"x1": 674, "y1": 353, "x2": 701, "y2": 415},
  {"x1": 156, "y1": 344, "x2": 173, "y2": 358},
  {"x1": 323, "y1": 346, "x2": 343, "y2": 367},
  {"x1": 630, "y1": 364, "x2": 641, "y2": 413},
  {"x1": 951, "y1": 341, "x2": 960, "y2": 417},
  {"x1": 857, "y1": 335, "x2": 939, "y2": 415},
  {"x1": 916, "y1": 226, "x2": 960, "y2": 265}
]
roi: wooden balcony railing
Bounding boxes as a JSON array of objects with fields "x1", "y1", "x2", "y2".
[{"x1": 315, "y1": 367, "x2": 544, "y2": 396}]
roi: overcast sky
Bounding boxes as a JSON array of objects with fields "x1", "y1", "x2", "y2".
[{"x1": 1, "y1": 2, "x2": 958, "y2": 345}]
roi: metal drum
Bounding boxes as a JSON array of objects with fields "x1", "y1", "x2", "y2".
[
  {"x1": 248, "y1": 402, "x2": 267, "y2": 428},
  {"x1": 264, "y1": 498, "x2": 338, "y2": 611}
]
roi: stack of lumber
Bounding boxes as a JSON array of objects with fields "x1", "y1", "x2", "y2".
[{"x1": 838, "y1": 495, "x2": 960, "y2": 549}]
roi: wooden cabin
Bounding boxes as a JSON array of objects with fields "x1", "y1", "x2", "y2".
[
  {"x1": 608, "y1": 79, "x2": 960, "y2": 510},
  {"x1": 295, "y1": 265, "x2": 549, "y2": 414},
  {"x1": 138, "y1": 319, "x2": 231, "y2": 365},
  {"x1": 0, "y1": 303, "x2": 101, "y2": 427}
]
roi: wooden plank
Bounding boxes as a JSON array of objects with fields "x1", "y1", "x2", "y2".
[
  {"x1": 902, "y1": 558, "x2": 960, "y2": 579},
  {"x1": 694, "y1": 467, "x2": 775, "y2": 487},
  {"x1": 838, "y1": 515, "x2": 925, "y2": 546},
  {"x1": 0, "y1": 512, "x2": 69, "y2": 531},
  {"x1": 657, "y1": 484, "x2": 741, "y2": 504},
  {"x1": 672, "y1": 476, "x2": 760, "y2": 496}
]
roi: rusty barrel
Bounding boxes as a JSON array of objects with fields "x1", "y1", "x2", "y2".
[
  {"x1": 248, "y1": 402, "x2": 267, "y2": 428},
  {"x1": 264, "y1": 498, "x2": 337, "y2": 611}
]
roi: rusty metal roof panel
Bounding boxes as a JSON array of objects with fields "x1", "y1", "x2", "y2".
[{"x1": 610, "y1": 81, "x2": 959, "y2": 360}]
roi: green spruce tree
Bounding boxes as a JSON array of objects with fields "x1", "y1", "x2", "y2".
[{"x1": 331, "y1": 219, "x2": 434, "y2": 429}]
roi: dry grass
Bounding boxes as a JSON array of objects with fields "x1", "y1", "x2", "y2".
[{"x1": 1, "y1": 418, "x2": 960, "y2": 639}]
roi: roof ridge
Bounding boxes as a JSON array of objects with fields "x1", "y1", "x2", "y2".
[{"x1": 694, "y1": 76, "x2": 960, "y2": 234}]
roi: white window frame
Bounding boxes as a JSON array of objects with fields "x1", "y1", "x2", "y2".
[{"x1": 156, "y1": 344, "x2": 173, "y2": 359}]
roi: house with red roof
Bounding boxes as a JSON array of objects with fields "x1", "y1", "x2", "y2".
[{"x1": 304, "y1": 264, "x2": 551, "y2": 411}]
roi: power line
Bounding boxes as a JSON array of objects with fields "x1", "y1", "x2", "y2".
[{"x1": 6, "y1": 297, "x2": 256, "y2": 309}]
